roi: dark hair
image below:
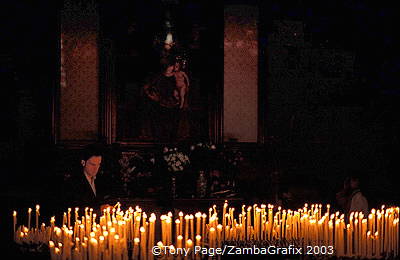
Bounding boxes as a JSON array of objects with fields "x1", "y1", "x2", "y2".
[
  {"x1": 349, "y1": 171, "x2": 362, "y2": 182},
  {"x1": 81, "y1": 143, "x2": 104, "y2": 162},
  {"x1": 348, "y1": 171, "x2": 367, "y2": 190},
  {"x1": 160, "y1": 57, "x2": 176, "y2": 71}
]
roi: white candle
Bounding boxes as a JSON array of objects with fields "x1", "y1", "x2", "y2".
[
  {"x1": 27, "y1": 208, "x2": 32, "y2": 230},
  {"x1": 13, "y1": 211, "x2": 17, "y2": 236}
]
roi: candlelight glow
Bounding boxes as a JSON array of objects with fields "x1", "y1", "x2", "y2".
[{"x1": 11, "y1": 202, "x2": 399, "y2": 259}]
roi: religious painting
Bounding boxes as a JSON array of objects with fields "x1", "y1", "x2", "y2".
[{"x1": 99, "y1": 1, "x2": 222, "y2": 143}]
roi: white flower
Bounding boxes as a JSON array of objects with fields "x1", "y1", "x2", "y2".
[
  {"x1": 190, "y1": 145, "x2": 195, "y2": 150},
  {"x1": 150, "y1": 158, "x2": 155, "y2": 164},
  {"x1": 127, "y1": 166, "x2": 136, "y2": 173},
  {"x1": 169, "y1": 149, "x2": 173, "y2": 152},
  {"x1": 211, "y1": 145, "x2": 216, "y2": 150}
]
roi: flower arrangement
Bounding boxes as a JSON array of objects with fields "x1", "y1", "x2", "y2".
[
  {"x1": 163, "y1": 147, "x2": 190, "y2": 172},
  {"x1": 112, "y1": 144, "x2": 244, "y2": 198},
  {"x1": 203, "y1": 147, "x2": 244, "y2": 194},
  {"x1": 190, "y1": 142, "x2": 217, "y2": 151},
  {"x1": 189, "y1": 142, "x2": 218, "y2": 171},
  {"x1": 220, "y1": 148, "x2": 244, "y2": 167},
  {"x1": 118, "y1": 152, "x2": 156, "y2": 195}
]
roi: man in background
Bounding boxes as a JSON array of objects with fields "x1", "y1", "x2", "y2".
[
  {"x1": 348, "y1": 174, "x2": 369, "y2": 215},
  {"x1": 65, "y1": 144, "x2": 111, "y2": 209},
  {"x1": 336, "y1": 173, "x2": 368, "y2": 215}
]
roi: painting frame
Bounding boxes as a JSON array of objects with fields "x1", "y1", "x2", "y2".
[{"x1": 98, "y1": 1, "x2": 224, "y2": 147}]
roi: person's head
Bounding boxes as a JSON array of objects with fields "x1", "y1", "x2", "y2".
[
  {"x1": 350, "y1": 177, "x2": 360, "y2": 190},
  {"x1": 348, "y1": 172, "x2": 364, "y2": 190},
  {"x1": 81, "y1": 144, "x2": 103, "y2": 178},
  {"x1": 343, "y1": 177, "x2": 350, "y2": 190},
  {"x1": 164, "y1": 43, "x2": 173, "y2": 50},
  {"x1": 174, "y1": 61, "x2": 181, "y2": 72},
  {"x1": 161, "y1": 60, "x2": 175, "y2": 75}
]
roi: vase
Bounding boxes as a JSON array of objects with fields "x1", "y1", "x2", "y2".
[
  {"x1": 171, "y1": 176, "x2": 177, "y2": 199},
  {"x1": 196, "y1": 170, "x2": 207, "y2": 198},
  {"x1": 123, "y1": 183, "x2": 129, "y2": 196},
  {"x1": 171, "y1": 171, "x2": 184, "y2": 198}
]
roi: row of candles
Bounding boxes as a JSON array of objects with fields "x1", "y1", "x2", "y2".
[{"x1": 13, "y1": 202, "x2": 399, "y2": 259}]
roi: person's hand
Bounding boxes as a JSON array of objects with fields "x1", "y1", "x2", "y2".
[
  {"x1": 100, "y1": 204, "x2": 112, "y2": 212},
  {"x1": 148, "y1": 91, "x2": 160, "y2": 102}
]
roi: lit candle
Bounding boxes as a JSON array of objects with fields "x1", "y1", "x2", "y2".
[
  {"x1": 75, "y1": 207, "x2": 79, "y2": 222},
  {"x1": 114, "y1": 234, "x2": 121, "y2": 260},
  {"x1": 179, "y1": 212, "x2": 184, "y2": 236},
  {"x1": 184, "y1": 215, "x2": 190, "y2": 243},
  {"x1": 201, "y1": 214, "x2": 206, "y2": 247},
  {"x1": 374, "y1": 231, "x2": 379, "y2": 257},
  {"x1": 362, "y1": 219, "x2": 367, "y2": 257},
  {"x1": 209, "y1": 227, "x2": 215, "y2": 248},
  {"x1": 377, "y1": 212, "x2": 382, "y2": 256},
  {"x1": 62, "y1": 212, "x2": 66, "y2": 227},
  {"x1": 223, "y1": 201, "x2": 228, "y2": 227},
  {"x1": 186, "y1": 239, "x2": 193, "y2": 257},
  {"x1": 395, "y1": 217, "x2": 399, "y2": 258},
  {"x1": 134, "y1": 216, "x2": 141, "y2": 239},
  {"x1": 90, "y1": 237, "x2": 98, "y2": 260},
  {"x1": 189, "y1": 215, "x2": 194, "y2": 241},
  {"x1": 13, "y1": 211, "x2": 17, "y2": 237},
  {"x1": 195, "y1": 235, "x2": 201, "y2": 259},
  {"x1": 89, "y1": 208, "x2": 93, "y2": 228},
  {"x1": 27, "y1": 208, "x2": 32, "y2": 230},
  {"x1": 133, "y1": 237, "x2": 140, "y2": 259},
  {"x1": 367, "y1": 231, "x2": 372, "y2": 258},
  {"x1": 247, "y1": 206, "x2": 252, "y2": 240},
  {"x1": 166, "y1": 217, "x2": 172, "y2": 246},
  {"x1": 67, "y1": 208, "x2": 71, "y2": 228},
  {"x1": 177, "y1": 235, "x2": 183, "y2": 249},
  {"x1": 328, "y1": 220, "x2": 333, "y2": 247},
  {"x1": 195, "y1": 212, "x2": 201, "y2": 237},
  {"x1": 217, "y1": 224, "x2": 223, "y2": 247},
  {"x1": 140, "y1": 226, "x2": 147, "y2": 260},
  {"x1": 346, "y1": 224, "x2": 352, "y2": 257},
  {"x1": 385, "y1": 211, "x2": 389, "y2": 253},
  {"x1": 175, "y1": 219, "x2": 181, "y2": 240},
  {"x1": 225, "y1": 225, "x2": 230, "y2": 240}
]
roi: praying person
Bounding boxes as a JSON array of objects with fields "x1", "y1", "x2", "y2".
[{"x1": 64, "y1": 144, "x2": 111, "y2": 210}]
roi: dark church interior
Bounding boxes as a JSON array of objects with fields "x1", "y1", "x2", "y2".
[{"x1": 1, "y1": 0, "x2": 399, "y2": 259}]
